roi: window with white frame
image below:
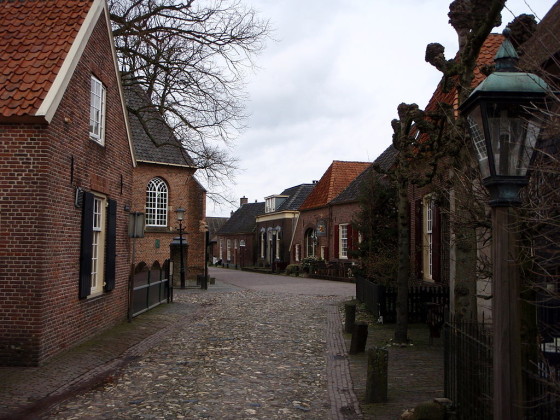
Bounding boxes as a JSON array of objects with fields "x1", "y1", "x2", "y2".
[
  {"x1": 89, "y1": 75, "x2": 106, "y2": 144},
  {"x1": 268, "y1": 230, "x2": 273, "y2": 261},
  {"x1": 226, "y1": 239, "x2": 231, "y2": 261},
  {"x1": 295, "y1": 244, "x2": 300, "y2": 262},
  {"x1": 423, "y1": 195, "x2": 435, "y2": 281},
  {"x1": 320, "y1": 246, "x2": 326, "y2": 260},
  {"x1": 219, "y1": 239, "x2": 223, "y2": 260},
  {"x1": 305, "y1": 228, "x2": 316, "y2": 257},
  {"x1": 91, "y1": 195, "x2": 106, "y2": 295},
  {"x1": 145, "y1": 177, "x2": 168, "y2": 226},
  {"x1": 275, "y1": 231, "x2": 281, "y2": 259},
  {"x1": 260, "y1": 231, "x2": 265, "y2": 259},
  {"x1": 339, "y1": 224, "x2": 348, "y2": 259}
]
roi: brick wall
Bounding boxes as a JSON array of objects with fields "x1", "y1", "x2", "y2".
[
  {"x1": 292, "y1": 203, "x2": 361, "y2": 265},
  {"x1": 293, "y1": 207, "x2": 331, "y2": 263},
  {"x1": 0, "y1": 14, "x2": 133, "y2": 366},
  {"x1": 216, "y1": 233, "x2": 257, "y2": 267},
  {"x1": 131, "y1": 163, "x2": 206, "y2": 278}
]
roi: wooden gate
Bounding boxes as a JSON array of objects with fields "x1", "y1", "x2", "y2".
[{"x1": 131, "y1": 260, "x2": 170, "y2": 318}]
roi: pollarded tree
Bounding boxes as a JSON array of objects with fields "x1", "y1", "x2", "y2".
[
  {"x1": 352, "y1": 165, "x2": 399, "y2": 285},
  {"x1": 422, "y1": 0, "x2": 508, "y2": 321},
  {"x1": 109, "y1": 0, "x2": 270, "y2": 202}
]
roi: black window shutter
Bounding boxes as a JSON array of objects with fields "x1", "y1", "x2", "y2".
[
  {"x1": 104, "y1": 198, "x2": 117, "y2": 292},
  {"x1": 79, "y1": 191, "x2": 94, "y2": 299}
]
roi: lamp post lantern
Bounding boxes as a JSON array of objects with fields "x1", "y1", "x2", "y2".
[
  {"x1": 175, "y1": 207, "x2": 186, "y2": 289},
  {"x1": 460, "y1": 29, "x2": 549, "y2": 420}
]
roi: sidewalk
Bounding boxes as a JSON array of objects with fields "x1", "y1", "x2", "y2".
[{"x1": 345, "y1": 306, "x2": 445, "y2": 419}]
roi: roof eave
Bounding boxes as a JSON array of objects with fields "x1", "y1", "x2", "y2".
[{"x1": 137, "y1": 159, "x2": 198, "y2": 169}]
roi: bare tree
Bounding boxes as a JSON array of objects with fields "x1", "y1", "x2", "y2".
[{"x1": 109, "y1": 0, "x2": 270, "y2": 202}]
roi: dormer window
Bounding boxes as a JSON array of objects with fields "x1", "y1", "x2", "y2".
[
  {"x1": 89, "y1": 75, "x2": 106, "y2": 145},
  {"x1": 265, "y1": 197, "x2": 275, "y2": 213},
  {"x1": 265, "y1": 195, "x2": 288, "y2": 213}
]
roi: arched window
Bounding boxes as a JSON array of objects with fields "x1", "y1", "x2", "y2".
[
  {"x1": 305, "y1": 228, "x2": 316, "y2": 257},
  {"x1": 146, "y1": 177, "x2": 168, "y2": 227}
]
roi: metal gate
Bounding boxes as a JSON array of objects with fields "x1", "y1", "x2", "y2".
[{"x1": 131, "y1": 260, "x2": 170, "y2": 318}]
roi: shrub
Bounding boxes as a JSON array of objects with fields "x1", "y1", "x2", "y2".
[
  {"x1": 286, "y1": 264, "x2": 300, "y2": 276},
  {"x1": 301, "y1": 256, "x2": 321, "y2": 273}
]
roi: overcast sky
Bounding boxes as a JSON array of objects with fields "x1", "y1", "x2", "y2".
[{"x1": 206, "y1": 0, "x2": 555, "y2": 217}]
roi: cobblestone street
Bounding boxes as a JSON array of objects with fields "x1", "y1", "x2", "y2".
[
  {"x1": 0, "y1": 269, "x2": 444, "y2": 420},
  {"x1": 41, "y1": 269, "x2": 358, "y2": 419}
]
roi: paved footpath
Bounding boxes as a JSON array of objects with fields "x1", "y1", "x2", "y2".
[{"x1": 1, "y1": 268, "x2": 361, "y2": 420}]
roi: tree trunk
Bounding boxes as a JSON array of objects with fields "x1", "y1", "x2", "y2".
[{"x1": 394, "y1": 180, "x2": 410, "y2": 343}]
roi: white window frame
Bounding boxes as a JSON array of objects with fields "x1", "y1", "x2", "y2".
[
  {"x1": 260, "y1": 231, "x2": 265, "y2": 259},
  {"x1": 219, "y1": 239, "x2": 223, "y2": 260},
  {"x1": 226, "y1": 239, "x2": 231, "y2": 261},
  {"x1": 320, "y1": 246, "x2": 326, "y2": 260},
  {"x1": 305, "y1": 229, "x2": 316, "y2": 257},
  {"x1": 275, "y1": 231, "x2": 281, "y2": 259},
  {"x1": 89, "y1": 75, "x2": 106, "y2": 145},
  {"x1": 295, "y1": 244, "x2": 300, "y2": 262},
  {"x1": 423, "y1": 195, "x2": 435, "y2": 281},
  {"x1": 91, "y1": 194, "x2": 106, "y2": 296},
  {"x1": 145, "y1": 177, "x2": 168, "y2": 227},
  {"x1": 339, "y1": 224, "x2": 348, "y2": 259}
]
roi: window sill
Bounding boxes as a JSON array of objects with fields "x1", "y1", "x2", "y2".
[
  {"x1": 87, "y1": 291, "x2": 104, "y2": 301},
  {"x1": 89, "y1": 136, "x2": 105, "y2": 147},
  {"x1": 145, "y1": 226, "x2": 172, "y2": 234}
]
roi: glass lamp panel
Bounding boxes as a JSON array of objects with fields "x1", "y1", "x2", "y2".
[
  {"x1": 486, "y1": 102, "x2": 541, "y2": 177},
  {"x1": 466, "y1": 106, "x2": 491, "y2": 179},
  {"x1": 516, "y1": 119, "x2": 541, "y2": 177}
]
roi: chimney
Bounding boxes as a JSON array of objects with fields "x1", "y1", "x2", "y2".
[{"x1": 240, "y1": 196, "x2": 248, "y2": 206}]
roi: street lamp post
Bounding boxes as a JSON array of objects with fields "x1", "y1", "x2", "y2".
[
  {"x1": 176, "y1": 207, "x2": 186, "y2": 289},
  {"x1": 460, "y1": 29, "x2": 550, "y2": 420}
]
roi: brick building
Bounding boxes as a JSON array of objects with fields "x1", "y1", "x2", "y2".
[
  {"x1": 255, "y1": 184, "x2": 315, "y2": 271},
  {"x1": 405, "y1": 34, "x2": 503, "y2": 322},
  {"x1": 125, "y1": 84, "x2": 206, "y2": 280},
  {"x1": 293, "y1": 161, "x2": 370, "y2": 265},
  {"x1": 216, "y1": 199, "x2": 265, "y2": 268},
  {"x1": 329, "y1": 146, "x2": 398, "y2": 266},
  {"x1": 206, "y1": 216, "x2": 229, "y2": 264},
  {"x1": 0, "y1": 0, "x2": 135, "y2": 365}
]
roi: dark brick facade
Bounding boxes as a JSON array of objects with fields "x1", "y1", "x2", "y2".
[{"x1": 0, "y1": 11, "x2": 133, "y2": 366}]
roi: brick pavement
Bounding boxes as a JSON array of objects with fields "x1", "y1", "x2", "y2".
[
  {"x1": 345, "y1": 308, "x2": 445, "y2": 420},
  {"x1": 326, "y1": 304, "x2": 362, "y2": 419}
]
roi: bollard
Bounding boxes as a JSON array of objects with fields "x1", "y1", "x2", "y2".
[
  {"x1": 365, "y1": 347, "x2": 388, "y2": 403},
  {"x1": 349, "y1": 321, "x2": 368, "y2": 354},
  {"x1": 344, "y1": 302, "x2": 357, "y2": 334}
]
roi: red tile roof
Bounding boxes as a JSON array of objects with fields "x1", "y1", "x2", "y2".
[
  {"x1": 299, "y1": 161, "x2": 370, "y2": 210},
  {"x1": 0, "y1": 0, "x2": 91, "y2": 119},
  {"x1": 425, "y1": 33, "x2": 503, "y2": 115}
]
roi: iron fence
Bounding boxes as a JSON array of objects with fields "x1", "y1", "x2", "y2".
[
  {"x1": 445, "y1": 315, "x2": 560, "y2": 419},
  {"x1": 131, "y1": 260, "x2": 170, "y2": 318},
  {"x1": 444, "y1": 315, "x2": 493, "y2": 419},
  {"x1": 355, "y1": 276, "x2": 449, "y2": 323}
]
